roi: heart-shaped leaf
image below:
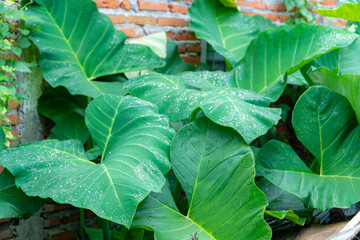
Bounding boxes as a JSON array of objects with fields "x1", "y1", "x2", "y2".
[
  {"x1": 257, "y1": 86, "x2": 360, "y2": 210},
  {"x1": 316, "y1": 0, "x2": 360, "y2": 21},
  {"x1": 27, "y1": 0, "x2": 164, "y2": 98},
  {"x1": 0, "y1": 169, "x2": 45, "y2": 219},
  {"x1": 189, "y1": 0, "x2": 261, "y2": 67},
  {"x1": 133, "y1": 118, "x2": 271, "y2": 240},
  {"x1": 308, "y1": 67, "x2": 360, "y2": 123},
  {"x1": 0, "y1": 95, "x2": 174, "y2": 227},
  {"x1": 126, "y1": 72, "x2": 281, "y2": 143},
  {"x1": 234, "y1": 24, "x2": 358, "y2": 101}
]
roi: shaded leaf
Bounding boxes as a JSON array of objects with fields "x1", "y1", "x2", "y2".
[
  {"x1": 27, "y1": 0, "x2": 164, "y2": 98},
  {"x1": 265, "y1": 210, "x2": 306, "y2": 226},
  {"x1": 0, "y1": 169, "x2": 45, "y2": 219},
  {"x1": 0, "y1": 125, "x2": 4, "y2": 149},
  {"x1": 48, "y1": 112, "x2": 90, "y2": 144},
  {"x1": 126, "y1": 72, "x2": 281, "y2": 143},
  {"x1": 0, "y1": 95, "x2": 174, "y2": 227},
  {"x1": 257, "y1": 86, "x2": 360, "y2": 210},
  {"x1": 133, "y1": 118, "x2": 271, "y2": 240}
]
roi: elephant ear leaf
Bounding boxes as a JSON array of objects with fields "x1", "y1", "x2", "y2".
[
  {"x1": 27, "y1": 0, "x2": 164, "y2": 98},
  {"x1": 133, "y1": 118, "x2": 271, "y2": 240},
  {"x1": 234, "y1": 24, "x2": 358, "y2": 101},
  {"x1": 316, "y1": 0, "x2": 360, "y2": 21},
  {"x1": 189, "y1": 0, "x2": 260, "y2": 67},
  {"x1": 0, "y1": 95, "x2": 174, "y2": 227},
  {"x1": 308, "y1": 67, "x2": 360, "y2": 123},
  {"x1": 0, "y1": 169, "x2": 45, "y2": 219},
  {"x1": 126, "y1": 72, "x2": 281, "y2": 143},
  {"x1": 257, "y1": 86, "x2": 360, "y2": 211}
]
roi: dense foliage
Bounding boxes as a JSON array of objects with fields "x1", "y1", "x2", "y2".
[{"x1": 1, "y1": 0, "x2": 360, "y2": 239}]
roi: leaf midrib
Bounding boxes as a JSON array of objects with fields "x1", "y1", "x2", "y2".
[{"x1": 39, "y1": 0, "x2": 103, "y2": 93}]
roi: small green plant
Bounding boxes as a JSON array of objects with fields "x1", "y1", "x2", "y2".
[{"x1": 283, "y1": 0, "x2": 318, "y2": 24}]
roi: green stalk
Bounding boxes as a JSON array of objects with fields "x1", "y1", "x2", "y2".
[
  {"x1": 97, "y1": 217, "x2": 111, "y2": 240},
  {"x1": 80, "y1": 209, "x2": 85, "y2": 240},
  {"x1": 86, "y1": 97, "x2": 94, "y2": 150}
]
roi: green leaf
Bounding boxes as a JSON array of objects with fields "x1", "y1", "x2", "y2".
[
  {"x1": 27, "y1": 0, "x2": 164, "y2": 98},
  {"x1": 265, "y1": 210, "x2": 306, "y2": 226},
  {"x1": 0, "y1": 95, "x2": 174, "y2": 227},
  {"x1": 316, "y1": 0, "x2": 360, "y2": 21},
  {"x1": 38, "y1": 87, "x2": 87, "y2": 123},
  {"x1": 17, "y1": 36, "x2": 32, "y2": 49},
  {"x1": 0, "y1": 125, "x2": 5, "y2": 149},
  {"x1": 48, "y1": 113, "x2": 90, "y2": 144},
  {"x1": 133, "y1": 118, "x2": 271, "y2": 240},
  {"x1": 219, "y1": 0, "x2": 238, "y2": 7},
  {"x1": 155, "y1": 38, "x2": 195, "y2": 75},
  {"x1": 234, "y1": 24, "x2": 358, "y2": 101},
  {"x1": 128, "y1": 32, "x2": 167, "y2": 59},
  {"x1": 189, "y1": 0, "x2": 260, "y2": 67},
  {"x1": 257, "y1": 86, "x2": 360, "y2": 211},
  {"x1": 314, "y1": 38, "x2": 360, "y2": 75},
  {"x1": 308, "y1": 67, "x2": 360, "y2": 123},
  {"x1": 126, "y1": 72, "x2": 281, "y2": 143},
  {"x1": 0, "y1": 169, "x2": 45, "y2": 219}
]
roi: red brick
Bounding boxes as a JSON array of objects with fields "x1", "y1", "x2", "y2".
[
  {"x1": 267, "y1": 3, "x2": 286, "y2": 11},
  {"x1": 278, "y1": 15, "x2": 290, "y2": 22},
  {"x1": 120, "y1": 0, "x2": 131, "y2": 9},
  {"x1": 169, "y1": 4, "x2": 188, "y2": 14},
  {"x1": 128, "y1": 16, "x2": 156, "y2": 25},
  {"x1": 322, "y1": 0, "x2": 337, "y2": 6},
  {"x1": 63, "y1": 211, "x2": 95, "y2": 224},
  {"x1": 10, "y1": 129, "x2": 18, "y2": 138},
  {"x1": 117, "y1": 28, "x2": 136, "y2": 38},
  {"x1": 176, "y1": 32, "x2": 198, "y2": 41},
  {"x1": 0, "y1": 230, "x2": 12, "y2": 239},
  {"x1": 178, "y1": 45, "x2": 186, "y2": 53},
  {"x1": 181, "y1": 55, "x2": 200, "y2": 65},
  {"x1": 45, "y1": 204, "x2": 73, "y2": 212},
  {"x1": 187, "y1": 45, "x2": 201, "y2": 53},
  {"x1": 166, "y1": 32, "x2": 175, "y2": 39},
  {"x1": 0, "y1": 219, "x2": 10, "y2": 224},
  {"x1": 51, "y1": 230, "x2": 77, "y2": 240},
  {"x1": 158, "y1": 17, "x2": 185, "y2": 27},
  {"x1": 107, "y1": 15, "x2": 125, "y2": 24},
  {"x1": 237, "y1": 0, "x2": 245, "y2": 6},
  {"x1": 246, "y1": 1, "x2": 266, "y2": 9},
  {"x1": 0, "y1": 165, "x2": 4, "y2": 174},
  {"x1": 44, "y1": 218, "x2": 61, "y2": 228},
  {"x1": 138, "y1": 1, "x2": 168, "y2": 11},
  {"x1": 94, "y1": 0, "x2": 120, "y2": 8},
  {"x1": 332, "y1": 20, "x2": 347, "y2": 26},
  {"x1": 8, "y1": 100, "x2": 19, "y2": 110}
]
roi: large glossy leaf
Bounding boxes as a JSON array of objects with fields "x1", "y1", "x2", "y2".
[
  {"x1": 27, "y1": 0, "x2": 164, "y2": 98},
  {"x1": 314, "y1": 38, "x2": 360, "y2": 75},
  {"x1": 257, "y1": 86, "x2": 360, "y2": 210},
  {"x1": 0, "y1": 169, "x2": 45, "y2": 219},
  {"x1": 189, "y1": 0, "x2": 260, "y2": 67},
  {"x1": 316, "y1": 0, "x2": 360, "y2": 21},
  {"x1": 133, "y1": 118, "x2": 271, "y2": 240},
  {"x1": 126, "y1": 72, "x2": 281, "y2": 143},
  {"x1": 308, "y1": 67, "x2": 360, "y2": 123},
  {"x1": 234, "y1": 24, "x2": 358, "y2": 101},
  {"x1": 219, "y1": 0, "x2": 238, "y2": 7},
  {"x1": 0, "y1": 95, "x2": 174, "y2": 227}
]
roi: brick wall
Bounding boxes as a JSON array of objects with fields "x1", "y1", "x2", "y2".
[{"x1": 0, "y1": 0, "x2": 345, "y2": 239}]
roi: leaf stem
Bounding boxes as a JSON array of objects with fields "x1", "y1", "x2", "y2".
[
  {"x1": 97, "y1": 217, "x2": 111, "y2": 240},
  {"x1": 79, "y1": 209, "x2": 85, "y2": 240}
]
